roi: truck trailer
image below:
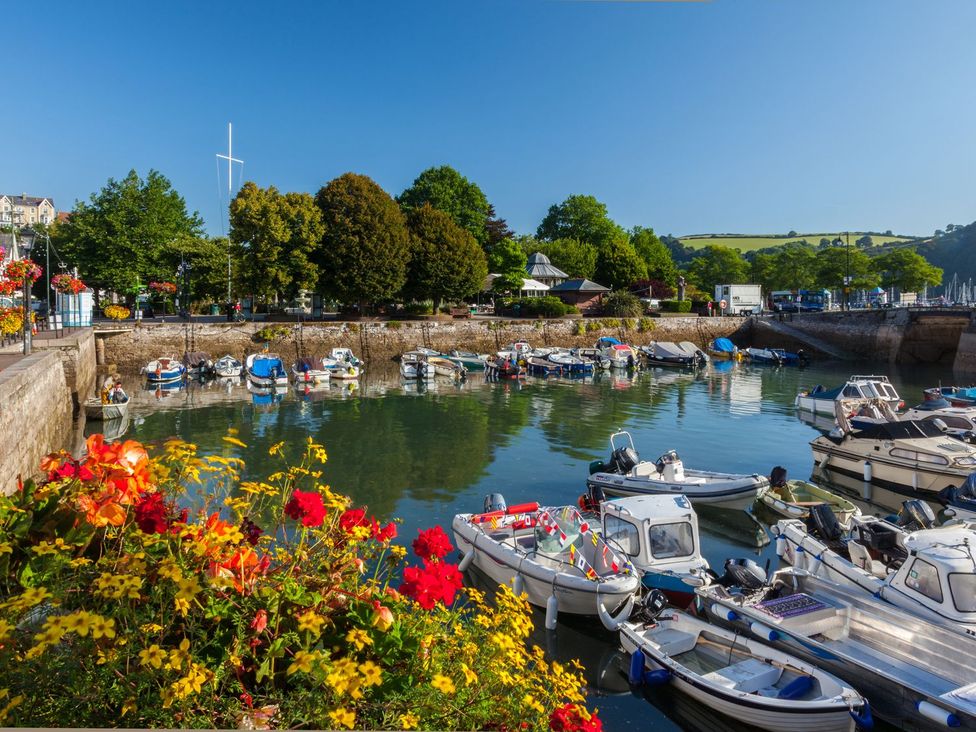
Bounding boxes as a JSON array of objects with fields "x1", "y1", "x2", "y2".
[{"x1": 714, "y1": 284, "x2": 763, "y2": 315}]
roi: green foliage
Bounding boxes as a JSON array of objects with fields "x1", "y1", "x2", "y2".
[
  {"x1": 871, "y1": 248, "x2": 942, "y2": 292},
  {"x1": 686, "y1": 245, "x2": 749, "y2": 293},
  {"x1": 574, "y1": 320, "x2": 587, "y2": 336},
  {"x1": 385, "y1": 320, "x2": 402, "y2": 330},
  {"x1": 502, "y1": 296, "x2": 577, "y2": 318},
  {"x1": 404, "y1": 204, "x2": 488, "y2": 308},
  {"x1": 600, "y1": 318, "x2": 621, "y2": 328},
  {"x1": 254, "y1": 325, "x2": 291, "y2": 342},
  {"x1": 403, "y1": 301, "x2": 434, "y2": 316},
  {"x1": 594, "y1": 237, "x2": 647, "y2": 290},
  {"x1": 488, "y1": 239, "x2": 528, "y2": 293},
  {"x1": 814, "y1": 247, "x2": 879, "y2": 291},
  {"x1": 53, "y1": 169, "x2": 204, "y2": 297},
  {"x1": 602, "y1": 291, "x2": 644, "y2": 318},
  {"x1": 631, "y1": 226, "x2": 678, "y2": 285},
  {"x1": 660, "y1": 299, "x2": 693, "y2": 313},
  {"x1": 314, "y1": 173, "x2": 410, "y2": 309},
  {"x1": 678, "y1": 233, "x2": 917, "y2": 253},
  {"x1": 516, "y1": 236, "x2": 597, "y2": 280},
  {"x1": 398, "y1": 166, "x2": 491, "y2": 248},
  {"x1": 536, "y1": 194, "x2": 625, "y2": 249},
  {"x1": 585, "y1": 320, "x2": 602, "y2": 332},
  {"x1": 637, "y1": 317, "x2": 655, "y2": 333}
]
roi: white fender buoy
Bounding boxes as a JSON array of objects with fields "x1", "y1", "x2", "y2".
[
  {"x1": 458, "y1": 548, "x2": 476, "y2": 572},
  {"x1": 775, "y1": 533, "x2": 787, "y2": 558},
  {"x1": 597, "y1": 595, "x2": 635, "y2": 631},
  {"x1": 912, "y1": 472, "x2": 919, "y2": 491},
  {"x1": 749, "y1": 621, "x2": 780, "y2": 642},
  {"x1": 512, "y1": 573, "x2": 524, "y2": 598},
  {"x1": 709, "y1": 603, "x2": 738, "y2": 622},
  {"x1": 545, "y1": 594, "x2": 559, "y2": 630},
  {"x1": 863, "y1": 460, "x2": 872, "y2": 482},
  {"x1": 915, "y1": 700, "x2": 959, "y2": 728},
  {"x1": 793, "y1": 545, "x2": 806, "y2": 571}
]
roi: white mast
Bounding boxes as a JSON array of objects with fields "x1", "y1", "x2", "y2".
[{"x1": 216, "y1": 122, "x2": 244, "y2": 302}]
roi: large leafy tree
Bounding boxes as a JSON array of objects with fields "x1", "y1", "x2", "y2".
[
  {"x1": 871, "y1": 248, "x2": 942, "y2": 292},
  {"x1": 484, "y1": 204, "x2": 515, "y2": 253},
  {"x1": 686, "y1": 245, "x2": 749, "y2": 294},
  {"x1": 772, "y1": 245, "x2": 817, "y2": 290},
  {"x1": 314, "y1": 173, "x2": 410, "y2": 309},
  {"x1": 536, "y1": 194, "x2": 624, "y2": 249},
  {"x1": 167, "y1": 235, "x2": 232, "y2": 303},
  {"x1": 398, "y1": 166, "x2": 491, "y2": 248},
  {"x1": 405, "y1": 204, "x2": 488, "y2": 309},
  {"x1": 631, "y1": 226, "x2": 678, "y2": 285},
  {"x1": 815, "y1": 246, "x2": 879, "y2": 293},
  {"x1": 53, "y1": 169, "x2": 203, "y2": 299},
  {"x1": 594, "y1": 236, "x2": 647, "y2": 290},
  {"x1": 516, "y1": 235, "x2": 597, "y2": 279},
  {"x1": 488, "y1": 238, "x2": 528, "y2": 293}
]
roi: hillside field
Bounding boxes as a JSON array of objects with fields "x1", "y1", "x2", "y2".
[{"x1": 678, "y1": 233, "x2": 918, "y2": 252}]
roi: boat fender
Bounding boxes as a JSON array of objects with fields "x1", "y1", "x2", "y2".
[
  {"x1": 863, "y1": 461, "x2": 872, "y2": 482},
  {"x1": 458, "y1": 546, "x2": 476, "y2": 573},
  {"x1": 642, "y1": 668, "x2": 670, "y2": 686},
  {"x1": 748, "y1": 621, "x2": 780, "y2": 642},
  {"x1": 915, "y1": 700, "x2": 960, "y2": 728},
  {"x1": 545, "y1": 594, "x2": 559, "y2": 631},
  {"x1": 774, "y1": 533, "x2": 787, "y2": 558},
  {"x1": 506, "y1": 502, "x2": 540, "y2": 515},
  {"x1": 627, "y1": 649, "x2": 646, "y2": 686},
  {"x1": 597, "y1": 595, "x2": 635, "y2": 632},
  {"x1": 512, "y1": 573, "x2": 524, "y2": 598},
  {"x1": 776, "y1": 674, "x2": 813, "y2": 700},
  {"x1": 793, "y1": 544, "x2": 805, "y2": 570},
  {"x1": 850, "y1": 699, "x2": 874, "y2": 730},
  {"x1": 709, "y1": 604, "x2": 738, "y2": 622}
]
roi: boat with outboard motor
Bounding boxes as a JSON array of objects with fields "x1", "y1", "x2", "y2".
[
  {"x1": 698, "y1": 567, "x2": 976, "y2": 730},
  {"x1": 452, "y1": 496, "x2": 640, "y2": 629},
  {"x1": 587, "y1": 432, "x2": 768, "y2": 509},
  {"x1": 142, "y1": 356, "x2": 186, "y2": 383},
  {"x1": 902, "y1": 398, "x2": 976, "y2": 443},
  {"x1": 322, "y1": 348, "x2": 362, "y2": 379},
  {"x1": 595, "y1": 337, "x2": 639, "y2": 369},
  {"x1": 572, "y1": 347, "x2": 611, "y2": 370},
  {"x1": 85, "y1": 379, "x2": 129, "y2": 420},
  {"x1": 759, "y1": 467, "x2": 861, "y2": 529},
  {"x1": 939, "y1": 473, "x2": 976, "y2": 522},
  {"x1": 445, "y1": 349, "x2": 489, "y2": 371},
  {"x1": 427, "y1": 356, "x2": 467, "y2": 379},
  {"x1": 620, "y1": 592, "x2": 867, "y2": 732},
  {"x1": 743, "y1": 347, "x2": 786, "y2": 365},
  {"x1": 399, "y1": 352, "x2": 434, "y2": 380},
  {"x1": 640, "y1": 341, "x2": 707, "y2": 370},
  {"x1": 245, "y1": 353, "x2": 288, "y2": 388},
  {"x1": 708, "y1": 337, "x2": 740, "y2": 361},
  {"x1": 182, "y1": 351, "x2": 215, "y2": 379},
  {"x1": 796, "y1": 375, "x2": 903, "y2": 416},
  {"x1": 925, "y1": 385, "x2": 976, "y2": 408},
  {"x1": 214, "y1": 354, "x2": 243, "y2": 378},
  {"x1": 547, "y1": 350, "x2": 594, "y2": 375},
  {"x1": 291, "y1": 356, "x2": 331, "y2": 385},
  {"x1": 526, "y1": 356, "x2": 563, "y2": 377},
  {"x1": 485, "y1": 356, "x2": 525, "y2": 380}
]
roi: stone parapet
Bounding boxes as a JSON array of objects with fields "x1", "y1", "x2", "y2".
[{"x1": 31, "y1": 328, "x2": 97, "y2": 411}]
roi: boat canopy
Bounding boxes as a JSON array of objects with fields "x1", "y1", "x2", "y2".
[
  {"x1": 711, "y1": 337, "x2": 735, "y2": 353},
  {"x1": 295, "y1": 356, "x2": 318, "y2": 372},
  {"x1": 913, "y1": 398, "x2": 954, "y2": 411},
  {"x1": 596, "y1": 337, "x2": 622, "y2": 347},
  {"x1": 602, "y1": 494, "x2": 694, "y2": 524},
  {"x1": 852, "y1": 419, "x2": 945, "y2": 440},
  {"x1": 250, "y1": 356, "x2": 284, "y2": 378},
  {"x1": 182, "y1": 351, "x2": 210, "y2": 367}
]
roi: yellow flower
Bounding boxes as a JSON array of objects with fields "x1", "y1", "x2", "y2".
[
  {"x1": 491, "y1": 631, "x2": 516, "y2": 652},
  {"x1": 399, "y1": 712, "x2": 419, "y2": 730},
  {"x1": 0, "y1": 542, "x2": 11, "y2": 556},
  {"x1": 176, "y1": 576, "x2": 203, "y2": 600},
  {"x1": 61, "y1": 611, "x2": 93, "y2": 636},
  {"x1": 345, "y1": 628, "x2": 372, "y2": 652},
  {"x1": 474, "y1": 614, "x2": 491, "y2": 628},
  {"x1": 16, "y1": 586, "x2": 52, "y2": 609},
  {"x1": 523, "y1": 693, "x2": 545, "y2": 714},
  {"x1": 431, "y1": 674, "x2": 456, "y2": 695},
  {"x1": 287, "y1": 650, "x2": 318, "y2": 676},
  {"x1": 326, "y1": 657, "x2": 360, "y2": 696},
  {"x1": 32, "y1": 540, "x2": 62, "y2": 556},
  {"x1": 222, "y1": 436, "x2": 248, "y2": 448},
  {"x1": 90, "y1": 615, "x2": 115, "y2": 639},
  {"x1": 0, "y1": 619, "x2": 12, "y2": 642},
  {"x1": 328, "y1": 708, "x2": 356, "y2": 730},
  {"x1": 32, "y1": 625, "x2": 63, "y2": 647},
  {"x1": 228, "y1": 652, "x2": 242, "y2": 668},
  {"x1": 296, "y1": 610, "x2": 326, "y2": 636},
  {"x1": 174, "y1": 597, "x2": 190, "y2": 616},
  {"x1": 140, "y1": 623, "x2": 163, "y2": 634},
  {"x1": 268, "y1": 441, "x2": 285, "y2": 457},
  {"x1": 0, "y1": 689, "x2": 24, "y2": 725},
  {"x1": 460, "y1": 662, "x2": 478, "y2": 686},
  {"x1": 139, "y1": 644, "x2": 167, "y2": 669},
  {"x1": 359, "y1": 660, "x2": 383, "y2": 687},
  {"x1": 121, "y1": 697, "x2": 137, "y2": 716},
  {"x1": 69, "y1": 557, "x2": 92, "y2": 568}
]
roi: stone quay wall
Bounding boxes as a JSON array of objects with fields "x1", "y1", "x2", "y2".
[
  {"x1": 101, "y1": 317, "x2": 751, "y2": 373},
  {"x1": 0, "y1": 351, "x2": 74, "y2": 495},
  {"x1": 32, "y1": 329, "x2": 97, "y2": 409}
]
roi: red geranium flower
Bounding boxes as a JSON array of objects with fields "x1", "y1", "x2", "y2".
[
  {"x1": 412, "y1": 525, "x2": 453, "y2": 560},
  {"x1": 134, "y1": 492, "x2": 168, "y2": 534},
  {"x1": 284, "y1": 489, "x2": 326, "y2": 527},
  {"x1": 250, "y1": 609, "x2": 268, "y2": 634},
  {"x1": 549, "y1": 704, "x2": 602, "y2": 732},
  {"x1": 339, "y1": 507, "x2": 369, "y2": 534},
  {"x1": 371, "y1": 517, "x2": 397, "y2": 542},
  {"x1": 400, "y1": 559, "x2": 463, "y2": 610}
]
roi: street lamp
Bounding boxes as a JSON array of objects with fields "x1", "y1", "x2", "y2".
[{"x1": 18, "y1": 227, "x2": 37, "y2": 355}]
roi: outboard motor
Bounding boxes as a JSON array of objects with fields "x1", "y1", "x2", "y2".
[
  {"x1": 806, "y1": 503, "x2": 843, "y2": 543},
  {"x1": 483, "y1": 493, "x2": 507, "y2": 514},
  {"x1": 797, "y1": 349, "x2": 809, "y2": 366},
  {"x1": 611, "y1": 446, "x2": 640, "y2": 474},
  {"x1": 896, "y1": 499, "x2": 936, "y2": 532},
  {"x1": 578, "y1": 483, "x2": 606, "y2": 514},
  {"x1": 719, "y1": 558, "x2": 768, "y2": 591},
  {"x1": 631, "y1": 589, "x2": 668, "y2": 625},
  {"x1": 769, "y1": 466, "x2": 788, "y2": 489}
]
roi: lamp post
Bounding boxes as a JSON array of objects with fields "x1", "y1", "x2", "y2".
[
  {"x1": 18, "y1": 227, "x2": 37, "y2": 355},
  {"x1": 845, "y1": 231, "x2": 851, "y2": 311}
]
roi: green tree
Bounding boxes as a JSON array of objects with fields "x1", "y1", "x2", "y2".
[
  {"x1": 686, "y1": 245, "x2": 748, "y2": 294},
  {"x1": 53, "y1": 169, "x2": 203, "y2": 300},
  {"x1": 814, "y1": 246, "x2": 879, "y2": 293},
  {"x1": 631, "y1": 226, "x2": 678, "y2": 285},
  {"x1": 536, "y1": 194, "x2": 624, "y2": 249},
  {"x1": 594, "y1": 236, "x2": 647, "y2": 290},
  {"x1": 871, "y1": 248, "x2": 943, "y2": 292},
  {"x1": 772, "y1": 245, "x2": 817, "y2": 290},
  {"x1": 516, "y1": 235, "x2": 597, "y2": 279},
  {"x1": 314, "y1": 173, "x2": 410, "y2": 310},
  {"x1": 484, "y1": 204, "x2": 514, "y2": 253},
  {"x1": 404, "y1": 204, "x2": 488, "y2": 309},
  {"x1": 398, "y1": 166, "x2": 491, "y2": 248},
  {"x1": 749, "y1": 252, "x2": 777, "y2": 294},
  {"x1": 167, "y1": 235, "x2": 232, "y2": 304},
  {"x1": 488, "y1": 238, "x2": 527, "y2": 293}
]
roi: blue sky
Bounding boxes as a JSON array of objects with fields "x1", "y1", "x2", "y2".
[{"x1": 5, "y1": 0, "x2": 975, "y2": 238}]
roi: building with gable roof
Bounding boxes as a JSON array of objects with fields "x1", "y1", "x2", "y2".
[{"x1": 1, "y1": 194, "x2": 57, "y2": 227}]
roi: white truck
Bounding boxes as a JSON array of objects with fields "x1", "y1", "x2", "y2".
[{"x1": 714, "y1": 284, "x2": 763, "y2": 315}]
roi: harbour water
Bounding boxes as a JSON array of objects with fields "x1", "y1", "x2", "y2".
[{"x1": 116, "y1": 359, "x2": 958, "y2": 730}]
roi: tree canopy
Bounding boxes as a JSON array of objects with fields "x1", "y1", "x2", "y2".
[
  {"x1": 686, "y1": 245, "x2": 749, "y2": 294},
  {"x1": 314, "y1": 173, "x2": 410, "y2": 308},
  {"x1": 53, "y1": 169, "x2": 203, "y2": 298},
  {"x1": 404, "y1": 204, "x2": 488, "y2": 308},
  {"x1": 871, "y1": 248, "x2": 943, "y2": 292},
  {"x1": 536, "y1": 194, "x2": 624, "y2": 249},
  {"x1": 594, "y1": 237, "x2": 647, "y2": 290},
  {"x1": 814, "y1": 246, "x2": 879, "y2": 292},
  {"x1": 631, "y1": 226, "x2": 677, "y2": 285},
  {"x1": 488, "y1": 238, "x2": 527, "y2": 294},
  {"x1": 397, "y1": 166, "x2": 491, "y2": 248}
]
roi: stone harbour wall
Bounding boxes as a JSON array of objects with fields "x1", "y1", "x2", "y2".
[
  {"x1": 0, "y1": 351, "x2": 74, "y2": 496},
  {"x1": 32, "y1": 329, "x2": 98, "y2": 408},
  {"x1": 101, "y1": 317, "x2": 751, "y2": 373}
]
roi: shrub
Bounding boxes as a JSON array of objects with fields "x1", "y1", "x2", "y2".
[
  {"x1": 585, "y1": 320, "x2": 602, "y2": 332},
  {"x1": 254, "y1": 325, "x2": 291, "y2": 342},
  {"x1": 600, "y1": 318, "x2": 620, "y2": 329},
  {"x1": 637, "y1": 317, "x2": 655, "y2": 333},
  {"x1": 403, "y1": 301, "x2": 434, "y2": 316},
  {"x1": 385, "y1": 320, "x2": 402, "y2": 330},
  {"x1": 660, "y1": 300, "x2": 693, "y2": 313},
  {"x1": 574, "y1": 320, "x2": 587, "y2": 336},
  {"x1": 0, "y1": 435, "x2": 600, "y2": 729},
  {"x1": 602, "y1": 291, "x2": 643, "y2": 318},
  {"x1": 103, "y1": 305, "x2": 130, "y2": 321},
  {"x1": 501, "y1": 296, "x2": 576, "y2": 318}
]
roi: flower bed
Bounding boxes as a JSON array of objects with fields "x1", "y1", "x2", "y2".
[
  {"x1": 0, "y1": 435, "x2": 601, "y2": 729},
  {"x1": 103, "y1": 304, "x2": 131, "y2": 321}
]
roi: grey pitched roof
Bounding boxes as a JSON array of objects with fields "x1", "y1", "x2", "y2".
[
  {"x1": 525, "y1": 252, "x2": 568, "y2": 279},
  {"x1": 2, "y1": 194, "x2": 54, "y2": 207},
  {"x1": 549, "y1": 278, "x2": 610, "y2": 293}
]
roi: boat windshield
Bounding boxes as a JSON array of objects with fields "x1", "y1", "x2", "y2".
[
  {"x1": 949, "y1": 574, "x2": 976, "y2": 612},
  {"x1": 648, "y1": 522, "x2": 695, "y2": 559},
  {"x1": 853, "y1": 420, "x2": 945, "y2": 440}
]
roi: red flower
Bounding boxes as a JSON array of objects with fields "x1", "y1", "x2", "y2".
[
  {"x1": 240, "y1": 517, "x2": 263, "y2": 546},
  {"x1": 134, "y1": 492, "x2": 168, "y2": 534},
  {"x1": 549, "y1": 704, "x2": 602, "y2": 732},
  {"x1": 400, "y1": 559, "x2": 463, "y2": 610},
  {"x1": 371, "y1": 517, "x2": 397, "y2": 543},
  {"x1": 339, "y1": 507, "x2": 369, "y2": 534},
  {"x1": 412, "y1": 525, "x2": 453, "y2": 560},
  {"x1": 250, "y1": 609, "x2": 268, "y2": 634},
  {"x1": 284, "y1": 490, "x2": 326, "y2": 527}
]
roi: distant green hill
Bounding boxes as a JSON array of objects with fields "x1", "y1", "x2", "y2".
[
  {"x1": 677, "y1": 232, "x2": 918, "y2": 252},
  {"x1": 912, "y1": 222, "x2": 976, "y2": 293}
]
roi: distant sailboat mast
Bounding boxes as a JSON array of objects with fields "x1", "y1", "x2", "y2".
[{"x1": 216, "y1": 123, "x2": 244, "y2": 302}]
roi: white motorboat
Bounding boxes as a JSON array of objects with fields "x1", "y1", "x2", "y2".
[
  {"x1": 322, "y1": 348, "x2": 362, "y2": 379},
  {"x1": 940, "y1": 473, "x2": 976, "y2": 522},
  {"x1": 142, "y1": 356, "x2": 185, "y2": 383},
  {"x1": 400, "y1": 352, "x2": 434, "y2": 380},
  {"x1": 214, "y1": 354, "x2": 243, "y2": 378},
  {"x1": 641, "y1": 341, "x2": 707, "y2": 369},
  {"x1": 452, "y1": 497, "x2": 640, "y2": 625},
  {"x1": 497, "y1": 340, "x2": 533, "y2": 361},
  {"x1": 445, "y1": 349, "x2": 489, "y2": 371},
  {"x1": 427, "y1": 355, "x2": 467, "y2": 378},
  {"x1": 772, "y1": 511, "x2": 976, "y2": 636},
  {"x1": 571, "y1": 347, "x2": 611, "y2": 370},
  {"x1": 182, "y1": 351, "x2": 214, "y2": 379},
  {"x1": 620, "y1": 606, "x2": 866, "y2": 732},
  {"x1": 547, "y1": 350, "x2": 593, "y2": 375},
  {"x1": 902, "y1": 398, "x2": 976, "y2": 443},
  {"x1": 759, "y1": 467, "x2": 861, "y2": 528},
  {"x1": 810, "y1": 398, "x2": 976, "y2": 495},
  {"x1": 245, "y1": 353, "x2": 288, "y2": 388},
  {"x1": 699, "y1": 570, "x2": 976, "y2": 730},
  {"x1": 291, "y1": 356, "x2": 331, "y2": 385},
  {"x1": 587, "y1": 432, "x2": 768, "y2": 509},
  {"x1": 796, "y1": 375, "x2": 903, "y2": 416},
  {"x1": 595, "y1": 337, "x2": 639, "y2": 369},
  {"x1": 84, "y1": 389, "x2": 129, "y2": 421}
]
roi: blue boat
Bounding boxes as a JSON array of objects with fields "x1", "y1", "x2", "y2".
[
  {"x1": 939, "y1": 473, "x2": 976, "y2": 522},
  {"x1": 142, "y1": 356, "x2": 186, "y2": 383},
  {"x1": 708, "y1": 337, "x2": 739, "y2": 360}
]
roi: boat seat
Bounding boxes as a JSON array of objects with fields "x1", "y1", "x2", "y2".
[
  {"x1": 847, "y1": 540, "x2": 888, "y2": 578},
  {"x1": 646, "y1": 628, "x2": 698, "y2": 657},
  {"x1": 702, "y1": 658, "x2": 782, "y2": 693},
  {"x1": 632, "y1": 462, "x2": 659, "y2": 477}
]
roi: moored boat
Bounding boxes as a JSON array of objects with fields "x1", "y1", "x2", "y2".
[
  {"x1": 142, "y1": 356, "x2": 185, "y2": 383},
  {"x1": 939, "y1": 473, "x2": 976, "y2": 521},
  {"x1": 641, "y1": 341, "x2": 706, "y2": 369},
  {"x1": 245, "y1": 353, "x2": 288, "y2": 388},
  {"x1": 485, "y1": 356, "x2": 524, "y2": 380},
  {"x1": 572, "y1": 347, "x2": 611, "y2": 370},
  {"x1": 759, "y1": 467, "x2": 861, "y2": 528},
  {"x1": 322, "y1": 348, "x2": 362, "y2": 379},
  {"x1": 291, "y1": 356, "x2": 331, "y2": 385},
  {"x1": 182, "y1": 351, "x2": 215, "y2": 379},
  {"x1": 400, "y1": 352, "x2": 434, "y2": 380},
  {"x1": 526, "y1": 356, "x2": 563, "y2": 376},
  {"x1": 796, "y1": 375, "x2": 903, "y2": 416},
  {"x1": 84, "y1": 381, "x2": 130, "y2": 421},
  {"x1": 596, "y1": 337, "x2": 639, "y2": 369},
  {"x1": 547, "y1": 350, "x2": 593, "y2": 375},
  {"x1": 428, "y1": 355, "x2": 467, "y2": 379},
  {"x1": 214, "y1": 354, "x2": 243, "y2": 378},
  {"x1": 446, "y1": 349, "x2": 489, "y2": 371},
  {"x1": 743, "y1": 347, "x2": 785, "y2": 365},
  {"x1": 708, "y1": 337, "x2": 740, "y2": 361}
]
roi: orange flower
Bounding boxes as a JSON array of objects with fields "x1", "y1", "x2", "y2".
[{"x1": 209, "y1": 547, "x2": 269, "y2": 594}]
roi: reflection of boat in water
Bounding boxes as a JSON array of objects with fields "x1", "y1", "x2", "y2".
[
  {"x1": 695, "y1": 504, "x2": 770, "y2": 548},
  {"x1": 87, "y1": 411, "x2": 131, "y2": 441},
  {"x1": 143, "y1": 379, "x2": 186, "y2": 400},
  {"x1": 809, "y1": 465, "x2": 948, "y2": 519},
  {"x1": 246, "y1": 379, "x2": 284, "y2": 408}
]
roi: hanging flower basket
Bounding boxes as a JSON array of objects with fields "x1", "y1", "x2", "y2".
[
  {"x1": 149, "y1": 281, "x2": 177, "y2": 295},
  {"x1": 51, "y1": 274, "x2": 86, "y2": 295},
  {"x1": 0, "y1": 307, "x2": 24, "y2": 335},
  {"x1": 4, "y1": 259, "x2": 43, "y2": 284}
]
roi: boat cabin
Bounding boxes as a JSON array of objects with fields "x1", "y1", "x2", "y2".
[{"x1": 600, "y1": 495, "x2": 708, "y2": 580}]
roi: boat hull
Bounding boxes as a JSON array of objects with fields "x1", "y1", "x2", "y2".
[
  {"x1": 84, "y1": 400, "x2": 129, "y2": 421},
  {"x1": 588, "y1": 471, "x2": 766, "y2": 510},
  {"x1": 759, "y1": 481, "x2": 860, "y2": 528}
]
